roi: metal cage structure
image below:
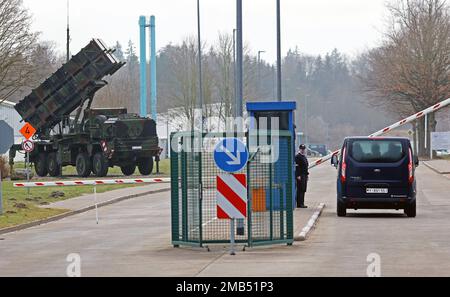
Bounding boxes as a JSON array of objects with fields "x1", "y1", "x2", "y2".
[{"x1": 171, "y1": 131, "x2": 294, "y2": 248}]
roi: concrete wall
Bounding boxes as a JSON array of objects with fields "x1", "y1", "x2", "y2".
[
  {"x1": 436, "y1": 109, "x2": 450, "y2": 132},
  {"x1": 0, "y1": 101, "x2": 25, "y2": 161}
]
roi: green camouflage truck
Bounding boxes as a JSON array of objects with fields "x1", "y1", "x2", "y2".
[{"x1": 9, "y1": 39, "x2": 160, "y2": 178}]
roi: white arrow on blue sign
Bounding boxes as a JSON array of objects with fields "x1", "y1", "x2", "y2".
[{"x1": 214, "y1": 138, "x2": 249, "y2": 173}]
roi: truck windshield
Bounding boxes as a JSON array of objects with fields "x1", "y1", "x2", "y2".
[{"x1": 350, "y1": 140, "x2": 405, "y2": 163}]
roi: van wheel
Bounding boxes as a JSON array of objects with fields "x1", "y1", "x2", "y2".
[
  {"x1": 35, "y1": 153, "x2": 48, "y2": 177},
  {"x1": 76, "y1": 153, "x2": 92, "y2": 177},
  {"x1": 405, "y1": 201, "x2": 416, "y2": 218},
  {"x1": 93, "y1": 153, "x2": 109, "y2": 177},
  {"x1": 337, "y1": 200, "x2": 347, "y2": 217},
  {"x1": 47, "y1": 153, "x2": 61, "y2": 177}
]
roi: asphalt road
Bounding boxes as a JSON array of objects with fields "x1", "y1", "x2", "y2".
[{"x1": 1, "y1": 163, "x2": 450, "y2": 276}]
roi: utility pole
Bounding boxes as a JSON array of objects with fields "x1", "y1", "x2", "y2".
[
  {"x1": 276, "y1": 0, "x2": 282, "y2": 102},
  {"x1": 235, "y1": 0, "x2": 245, "y2": 238},
  {"x1": 305, "y1": 94, "x2": 309, "y2": 145},
  {"x1": 197, "y1": 0, "x2": 204, "y2": 132},
  {"x1": 66, "y1": 0, "x2": 70, "y2": 63}
]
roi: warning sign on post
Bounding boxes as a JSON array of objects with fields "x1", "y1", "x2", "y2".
[
  {"x1": 20, "y1": 123, "x2": 36, "y2": 140},
  {"x1": 216, "y1": 174, "x2": 247, "y2": 220},
  {"x1": 22, "y1": 140, "x2": 35, "y2": 153}
]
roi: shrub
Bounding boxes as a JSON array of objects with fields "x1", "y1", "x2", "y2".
[{"x1": 0, "y1": 156, "x2": 10, "y2": 180}]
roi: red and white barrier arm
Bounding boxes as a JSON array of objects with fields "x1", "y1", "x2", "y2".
[
  {"x1": 309, "y1": 97, "x2": 450, "y2": 169},
  {"x1": 14, "y1": 178, "x2": 171, "y2": 188}
]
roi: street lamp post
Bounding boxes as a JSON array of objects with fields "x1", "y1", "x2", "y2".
[
  {"x1": 233, "y1": 28, "x2": 237, "y2": 117},
  {"x1": 305, "y1": 94, "x2": 309, "y2": 145},
  {"x1": 236, "y1": 0, "x2": 243, "y2": 119},
  {"x1": 276, "y1": 0, "x2": 282, "y2": 102},
  {"x1": 197, "y1": 0, "x2": 204, "y2": 132}
]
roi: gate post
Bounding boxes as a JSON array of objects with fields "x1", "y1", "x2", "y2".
[{"x1": 170, "y1": 133, "x2": 180, "y2": 246}]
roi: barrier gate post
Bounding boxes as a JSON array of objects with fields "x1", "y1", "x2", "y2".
[{"x1": 94, "y1": 186, "x2": 99, "y2": 225}]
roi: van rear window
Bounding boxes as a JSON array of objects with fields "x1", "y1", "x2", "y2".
[{"x1": 350, "y1": 140, "x2": 405, "y2": 163}]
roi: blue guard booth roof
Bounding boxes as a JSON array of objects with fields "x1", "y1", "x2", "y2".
[{"x1": 246, "y1": 101, "x2": 297, "y2": 112}]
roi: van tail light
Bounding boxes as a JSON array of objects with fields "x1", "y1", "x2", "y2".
[
  {"x1": 341, "y1": 147, "x2": 347, "y2": 183},
  {"x1": 408, "y1": 148, "x2": 414, "y2": 184}
]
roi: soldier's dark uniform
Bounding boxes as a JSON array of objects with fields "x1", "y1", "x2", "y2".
[{"x1": 296, "y1": 147, "x2": 309, "y2": 208}]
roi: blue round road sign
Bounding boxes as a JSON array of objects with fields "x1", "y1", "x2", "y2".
[{"x1": 214, "y1": 138, "x2": 249, "y2": 173}]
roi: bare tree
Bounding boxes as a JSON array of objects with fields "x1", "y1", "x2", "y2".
[
  {"x1": 0, "y1": 0, "x2": 38, "y2": 103},
  {"x1": 28, "y1": 41, "x2": 59, "y2": 85},
  {"x1": 163, "y1": 37, "x2": 201, "y2": 130},
  {"x1": 362, "y1": 0, "x2": 450, "y2": 156},
  {"x1": 213, "y1": 33, "x2": 234, "y2": 122},
  {"x1": 95, "y1": 41, "x2": 141, "y2": 114}
]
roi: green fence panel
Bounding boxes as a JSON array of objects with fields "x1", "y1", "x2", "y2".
[{"x1": 171, "y1": 131, "x2": 294, "y2": 248}]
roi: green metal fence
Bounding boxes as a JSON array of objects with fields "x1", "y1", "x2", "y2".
[{"x1": 171, "y1": 131, "x2": 294, "y2": 248}]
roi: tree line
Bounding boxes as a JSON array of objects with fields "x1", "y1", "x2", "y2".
[
  {"x1": 1, "y1": 0, "x2": 449, "y2": 155},
  {"x1": 93, "y1": 38, "x2": 396, "y2": 149}
]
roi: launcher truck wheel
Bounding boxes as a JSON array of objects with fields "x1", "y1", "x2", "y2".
[
  {"x1": 76, "y1": 153, "x2": 92, "y2": 177},
  {"x1": 47, "y1": 153, "x2": 61, "y2": 177},
  {"x1": 121, "y1": 164, "x2": 136, "y2": 176},
  {"x1": 93, "y1": 153, "x2": 109, "y2": 177},
  {"x1": 35, "y1": 153, "x2": 48, "y2": 177},
  {"x1": 138, "y1": 157, "x2": 154, "y2": 176}
]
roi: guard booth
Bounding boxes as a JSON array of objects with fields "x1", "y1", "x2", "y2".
[
  {"x1": 247, "y1": 102, "x2": 297, "y2": 211},
  {"x1": 171, "y1": 102, "x2": 297, "y2": 249}
]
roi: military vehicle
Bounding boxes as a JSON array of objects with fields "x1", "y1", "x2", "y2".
[{"x1": 9, "y1": 39, "x2": 160, "y2": 178}]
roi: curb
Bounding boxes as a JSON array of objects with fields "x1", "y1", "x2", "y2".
[
  {"x1": 295, "y1": 203, "x2": 326, "y2": 242},
  {"x1": 0, "y1": 187, "x2": 171, "y2": 236},
  {"x1": 423, "y1": 161, "x2": 450, "y2": 175}
]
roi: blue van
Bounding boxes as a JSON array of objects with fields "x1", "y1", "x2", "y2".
[{"x1": 331, "y1": 137, "x2": 419, "y2": 217}]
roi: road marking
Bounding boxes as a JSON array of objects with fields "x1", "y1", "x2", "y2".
[{"x1": 295, "y1": 203, "x2": 326, "y2": 242}]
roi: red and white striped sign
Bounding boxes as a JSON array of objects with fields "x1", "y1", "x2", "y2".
[
  {"x1": 14, "y1": 178, "x2": 171, "y2": 188},
  {"x1": 216, "y1": 174, "x2": 247, "y2": 220},
  {"x1": 101, "y1": 140, "x2": 108, "y2": 153}
]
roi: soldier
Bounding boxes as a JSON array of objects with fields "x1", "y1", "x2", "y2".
[{"x1": 296, "y1": 144, "x2": 309, "y2": 209}]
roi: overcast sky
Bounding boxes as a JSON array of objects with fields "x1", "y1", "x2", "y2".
[{"x1": 23, "y1": 0, "x2": 389, "y2": 63}]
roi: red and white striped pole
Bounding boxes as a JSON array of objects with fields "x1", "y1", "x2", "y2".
[
  {"x1": 309, "y1": 97, "x2": 450, "y2": 169},
  {"x1": 14, "y1": 177, "x2": 171, "y2": 224},
  {"x1": 14, "y1": 178, "x2": 171, "y2": 188}
]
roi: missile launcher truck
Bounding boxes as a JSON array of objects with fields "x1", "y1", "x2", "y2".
[{"x1": 9, "y1": 39, "x2": 160, "y2": 178}]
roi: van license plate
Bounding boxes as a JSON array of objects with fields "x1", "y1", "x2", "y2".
[{"x1": 366, "y1": 188, "x2": 388, "y2": 194}]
